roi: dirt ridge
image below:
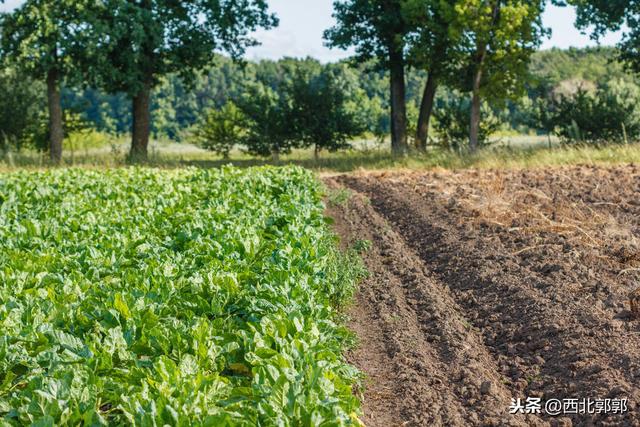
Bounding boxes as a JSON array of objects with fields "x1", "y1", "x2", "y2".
[
  {"x1": 326, "y1": 179, "x2": 544, "y2": 426},
  {"x1": 327, "y1": 167, "x2": 640, "y2": 426}
]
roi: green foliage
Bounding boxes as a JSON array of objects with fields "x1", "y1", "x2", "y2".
[
  {"x1": 0, "y1": 67, "x2": 45, "y2": 152},
  {"x1": 65, "y1": 129, "x2": 114, "y2": 152},
  {"x1": 235, "y1": 82, "x2": 298, "y2": 159},
  {"x1": 324, "y1": 0, "x2": 407, "y2": 65},
  {"x1": 352, "y1": 239, "x2": 372, "y2": 254},
  {"x1": 219, "y1": 60, "x2": 369, "y2": 159},
  {"x1": 25, "y1": 110, "x2": 95, "y2": 152},
  {"x1": 39, "y1": 48, "x2": 640, "y2": 147},
  {"x1": 536, "y1": 79, "x2": 640, "y2": 144},
  {"x1": 569, "y1": 1, "x2": 640, "y2": 75},
  {"x1": 86, "y1": 1, "x2": 278, "y2": 96},
  {"x1": 0, "y1": 166, "x2": 363, "y2": 425},
  {"x1": 433, "y1": 93, "x2": 501, "y2": 150},
  {"x1": 0, "y1": 0, "x2": 97, "y2": 161},
  {"x1": 528, "y1": 47, "x2": 632, "y2": 95},
  {"x1": 325, "y1": 0, "x2": 411, "y2": 154},
  {"x1": 448, "y1": 0, "x2": 547, "y2": 100},
  {"x1": 327, "y1": 188, "x2": 352, "y2": 207},
  {"x1": 0, "y1": 0, "x2": 91, "y2": 82},
  {"x1": 402, "y1": 0, "x2": 459, "y2": 75},
  {"x1": 192, "y1": 103, "x2": 246, "y2": 158},
  {"x1": 288, "y1": 62, "x2": 367, "y2": 155}
]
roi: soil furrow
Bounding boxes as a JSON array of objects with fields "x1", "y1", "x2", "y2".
[
  {"x1": 326, "y1": 179, "x2": 545, "y2": 426},
  {"x1": 336, "y1": 171, "x2": 640, "y2": 427}
]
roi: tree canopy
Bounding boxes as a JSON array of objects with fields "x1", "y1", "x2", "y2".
[
  {"x1": 569, "y1": 1, "x2": 640, "y2": 75},
  {"x1": 326, "y1": 0, "x2": 410, "y2": 155},
  {"x1": 445, "y1": 0, "x2": 546, "y2": 150},
  {"x1": 403, "y1": 0, "x2": 461, "y2": 150},
  {"x1": 288, "y1": 62, "x2": 366, "y2": 157},
  {"x1": 85, "y1": 0, "x2": 278, "y2": 160},
  {"x1": 0, "y1": 0, "x2": 94, "y2": 163}
]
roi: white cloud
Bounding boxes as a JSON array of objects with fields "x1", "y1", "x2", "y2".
[
  {"x1": 541, "y1": 3, "x2": 622, "y2": 50},
  {"x1": 244, "y1": 0, "x2": 352, "y2": 63},
  {"x1": 0, "y1": 0, "x2": 22, "y2": 12},
  {"x1": 245, "y1": 28, "x2": 352, "y2": 63}
]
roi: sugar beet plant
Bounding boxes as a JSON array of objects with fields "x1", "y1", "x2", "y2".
[{"x1": 0, "y1": 167, "x2": 363, "y2": 426}]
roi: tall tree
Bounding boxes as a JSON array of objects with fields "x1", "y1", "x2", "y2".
[
  {"x1": 403, "y1": 0, "x2": 461, "y2": 151},
  {"x1": 0, "y1": 0, "x2": 89, "y2": 164},
  {"x1": 450, "y1": 0, "x2": 546, "y2": 151},
  {"x1": 325, "y1": 0, "x2": 410, "y2": 156},
  {"x1": 88, "y1": 0, "x2": 277, "y2": 162}
]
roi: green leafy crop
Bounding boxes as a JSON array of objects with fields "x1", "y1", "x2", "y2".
[{"x1": 0, "y1": 166, "x2": 362, "y2": 426}]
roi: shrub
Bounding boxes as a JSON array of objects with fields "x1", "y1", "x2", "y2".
[
  {"x1": 432, "y1": 93, "x2": 501, "y2": 151},
  {"x1": 191, "y1": 102, "x2": 245, "y2": 158},
  {"x1": 537, "y1": 79, "x2": 640, "y2": 144}
]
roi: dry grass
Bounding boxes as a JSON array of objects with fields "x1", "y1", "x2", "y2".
[
  {"x1": 3, "y1": 139, "x2": 640, "y2": 173},
  {"x1": 406, "y1": 168, "x2": 640, "y2": 260}
]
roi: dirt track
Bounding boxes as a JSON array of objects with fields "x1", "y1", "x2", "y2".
[{"x1": 325, "y1": 165, "x2": 640, "y2": 427}]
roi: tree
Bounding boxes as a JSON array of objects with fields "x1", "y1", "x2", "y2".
[
  {"x1": 325, "y1": 0, "x2": 410, "y2": 156},
  {"x1": 235, "y1": 81, "x2": 297, "y2": 161},
  {"x1": 403, "y1": 0, "x2": 460, "y2": 151},
  {"x1": 536, "y1": 79, "x2": 640, "y2": 144},
  {"x1": 192, "y1": 102, "x2": 246, "y2": 159},
  {"x1": 87, "y1": 0, "x2": 277, "y2": 162},
  {"x1": 448, "y1": 0, "x2": 546, "y2": 151},
  {"x1": 432, "y1": 91, "x2": 501, "y2": 151},
  {"x1": 289, "y1": 62, "x2": 367, "y2": 159},
  {"x1": 0, "y1": 0, "x2": 90, "y2": 164},
  {"x1": 569, "y1": 1, "x2": 640, "y2": 76},
  {"x1": 0, "y1": 67, "x2": 45, "y2": 154}
]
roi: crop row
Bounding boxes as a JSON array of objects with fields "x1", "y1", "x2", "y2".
[{"x1": 0, "y1": 167, "x2": 362, "y2": 426}]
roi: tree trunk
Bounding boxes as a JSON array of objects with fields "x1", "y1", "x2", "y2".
[
  {"x1": 271, "y1": 148, "x2": 280, "y2": 163},
  {"x1": 469, "y1": 69, "x2": 483, "y2": 153},
  {"x1": 47, "y1": 69, "x2": 63, "y2": 165},
  {"x1": 469, "y1": 1, "x2": 500, "y2": 153},
  {"x1": 314, "y1": 144, "x2": 320, "y2": 162},
  {"x1": 130, "y1": 83, "x2": 152, "y2": 162},
  {"x1": 416, "y1": 73, "x2": 437, "y2": 152},
  {"x1": 389, "y1": 50, "x2": 408, "y2": 156}
]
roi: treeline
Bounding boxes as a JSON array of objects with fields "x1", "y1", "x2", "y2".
[
  {"x1": 0, "y1": 0, "x2": 278, "y2": 163},
  {"x1": 2, "y1": 1, "x2": 640, "y2": 163},
  {"x1": 4, "y1": 47, "x2": 639, "y2": 154}
]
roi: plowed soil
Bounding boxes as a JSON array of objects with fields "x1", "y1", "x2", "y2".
[{"x1": 325, "y1": 165, "x2": 640, "y2": 427}]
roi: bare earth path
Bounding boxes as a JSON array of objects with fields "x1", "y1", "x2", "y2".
[{"x1": 325, "y1": 165, "x2": 640, "y2": 427}]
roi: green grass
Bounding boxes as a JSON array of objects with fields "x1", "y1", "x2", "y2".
[
  {"x1": 2, "y1": 138, "x2": 640, "y2": 173},
  {"x1": 0, "y1": 166, "x2": 364, "y2": 425}
]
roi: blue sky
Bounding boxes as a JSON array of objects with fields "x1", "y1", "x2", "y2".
[{"x1": 1, "y1": 0, "x2": 624, "y2": 62}]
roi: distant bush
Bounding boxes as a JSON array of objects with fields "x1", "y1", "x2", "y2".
[
  {"x1": 192, "y1": 61, "x2": 369, "y2": 160},
  {"x1": 288, "y1": 63, "x2": 367, "y2": 158},
  {"x1": 191, "y1": 102, "x2": 245, "y2": 158},
  {"x1": 26, "y1": 111, "x2": 97, "y2": 153},
  {"x1": 0, "y1": 68, "x2": 44, "y2": 153},
  {"x1": 432, "y1": 93, "x2": 501, "y2": 151},
  {"x1": 537, "y1": 79, "x2": 640, "y2": 144},
  {"x1": 66, "y1": 129, "x2": 114, "y2": 152}
]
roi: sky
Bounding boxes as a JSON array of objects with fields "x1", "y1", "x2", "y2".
[{"x1": 0, "y1": 0, "x2": 625, "y2": 63}]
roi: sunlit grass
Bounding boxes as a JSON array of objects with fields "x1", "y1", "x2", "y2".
[{"x1": 2, "y1": 137, "x2": 640, "y2": 173}]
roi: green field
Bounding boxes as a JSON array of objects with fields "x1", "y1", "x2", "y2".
[{"x1": 0, "y1": 167, "x2": 362, "y2": 426}]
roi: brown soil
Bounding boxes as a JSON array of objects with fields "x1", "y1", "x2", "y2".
[{"x1": 325, "y1": 165, "x2": 640, "y2": 427}]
